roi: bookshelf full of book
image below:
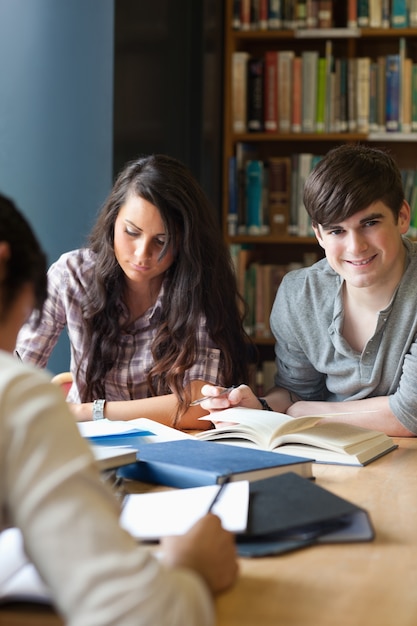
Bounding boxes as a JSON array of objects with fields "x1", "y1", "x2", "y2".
[{"x1": 223, "y1": 0, "x2": 417, "y2": 377}]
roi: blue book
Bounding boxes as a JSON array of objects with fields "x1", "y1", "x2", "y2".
[
  {"x1": 245, "y1": 159, "x2": 264, "y2": 234},
  {"x1": 391, "y1": 0, "x2": 408, "y2": 27},
  {"x1": 119, "y1": 439, "x2": 312, "y2": 488},
  {"x1": 386, "y1": 54, "x2": 400, "y2": 132}
]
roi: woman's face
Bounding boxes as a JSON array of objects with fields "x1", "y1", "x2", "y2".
[{"x1": 113, "y1": 193, "x2": 175, "y2": 294}]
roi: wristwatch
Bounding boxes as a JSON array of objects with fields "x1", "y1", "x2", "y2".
[{"x1": 92, "y1": 398, "x2": 106, "y2": 421}]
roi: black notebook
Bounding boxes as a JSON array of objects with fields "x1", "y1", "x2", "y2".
[{"x1": 236, "y1": 472, "x2": 374, "y2": 557}]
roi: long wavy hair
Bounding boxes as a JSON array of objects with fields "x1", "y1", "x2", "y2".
[
  {"x1": 0, "y1": 194, "x2": 47, "y2": 324},
  {"x1": 78, "y1": 154, "x2": 251, "y2": 421}
]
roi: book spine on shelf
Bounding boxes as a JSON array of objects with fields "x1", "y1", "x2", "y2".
[
  {"x1": 268, "y1": 157, "x2": 291, "y2": 236},
  {"x1": 410, "y1": 0, "x2": 417, "y2": 27},
  {"x1": 246, "y1": 159, "x2": 265, "y2": 234},
  {"x1": 283, "y1": 0, "x2": 297, "y2": 28},
  {"x1": 337, "y1": 57, "x2": 348, "y2": 132},
  {"x1": 232, "y1": 0, "x2": 241, "y2": 28},
  {"x1": 412, "y1": 63, "x2": 417, "y2": 132},
  {"x1": 381, "y1": 0, "x2": 390, "y2": 27},
  {"x1": 301, "y1": 50, "x2": 318, "y2": 132},
  {"x1": 401, "y1": 57, "x2": 412, "y2": 133},
  {"x1": 259, "y1": 0, "x2": 269, "y2": 28},
  {"x1": 369, "y1": 0, "x2": 382, "y2": 28},
  {"x1": 391, "y1": 0, "x2": 408, "y2": 28},
  {"x1": 318, "y1": 0, "x2": 333, "y2": 28},
  {"x1": 292, "y1": 55, "x2": 303, "y2": 133},
  {"x1": 268, "y1": 0, "x2": 283, "y2": 28},
  {"x1": 236, "y1": 142, "x2": 259, "y2": 234},
  {"x1": 386, "y1": 54, "x2": 401, "y2": 132},
  {"x1": 250, "y1": 0, "x2": 260, "y2": 29},
  {"x1": 369, "y1": 62, "x2": 379, "y2": 132},
  {"x1": 232, "y1": 51, "x2": 250, "y2": 133},
  {"x1": 316, "y1": 56, "x2": 327, "y2": 133},
  {"x1": 347, "y1": 57, "x2": 357, "y2": 132},
  {"x1": 278, "y1": 51, "x2": 295, "y2": 133},
  {"x1": 324, "y1": 40, "x2": 333, "y2": 132},
  {"x1": 356, "y1": 57, "x2": 371, "y2": 133},
  {"x1": 296, "y1": 153, "x2": 313, "y2": 237},
  {"x1": 228, "y1": 156, "x2": 238, "y2": 236},
  {"x1": 240, "y1": 0, "x2": 251, "y2": 30},
  {"x1": 247, "y1": 57, "x2": 265, "y2": 132},
  {"x1": 347, "y1": 0, "x2": 357, "y2": 28},
  {"x1": 376, "y1": 55, "x2": 387, "y2": 132},
  {"x1": 296, "y1": 0, "x2": 307, "y2": 28},
  {"x1": 264, "y1": 51, "x2": 279, "y2": 132},
  {"x1": 357, "y1": 0, "x2": 370, "y2": 27},
  {"x1": 306, "y1": 0, "x2": 319, "y2": 28}
]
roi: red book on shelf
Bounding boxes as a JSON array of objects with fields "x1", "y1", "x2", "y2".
[
  {"x1": 264, "y1": 51, "x2": 278, "y2": 132},
  {"x1": 347, "y1": 0, "x2": 357, "y2": 27}
]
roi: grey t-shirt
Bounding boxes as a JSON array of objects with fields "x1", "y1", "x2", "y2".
[{"x1": 270, "y1": 237, "x2": 417, "y2": 434}]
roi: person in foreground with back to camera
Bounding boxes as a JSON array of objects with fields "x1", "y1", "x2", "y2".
[
  {"x1": 199, "y1": 144, "x2": 417, "y2": 437},
  {"x1": 0, "y1": 193, "x2": 238, "y2": 625},
  {"x1": 16, "y1": 153, "x2": 250, "y2": 427}
]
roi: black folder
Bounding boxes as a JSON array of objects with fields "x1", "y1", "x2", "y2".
[{"x1": 237, "y1": 472, "x2": 374, "y2": 557}]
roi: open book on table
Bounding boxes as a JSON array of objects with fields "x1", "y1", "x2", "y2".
[{"x1": 196, "y1": 407, "x2": 397, "y2": 466}]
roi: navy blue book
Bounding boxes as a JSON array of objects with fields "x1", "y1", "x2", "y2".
[{"x1": 118, "y1": 439, "x2": 312, "y2": 488}]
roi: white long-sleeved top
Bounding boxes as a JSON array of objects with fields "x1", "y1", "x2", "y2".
[{"x1": 0, "y1": 351, "x2": 214, "y2": 626}]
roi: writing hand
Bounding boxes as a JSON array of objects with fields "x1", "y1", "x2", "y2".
[{"x1": 198, "y1": 384, "x2": 260, "y2": 412}]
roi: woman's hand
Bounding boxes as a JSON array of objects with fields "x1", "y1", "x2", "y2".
[{"x1": 198, "y1": 384, "x2": 261, "y2": 412}]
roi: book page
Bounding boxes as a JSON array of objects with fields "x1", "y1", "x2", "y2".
[
  {"x1": 120, "y1": 481, "x2": 249, "y2": 540},
  {"x1": 198, "y1": 407, "x2": 321, "y2": 448},
  {"x1": 78, "y1": 417, "x2": 193, "y2": 444}
]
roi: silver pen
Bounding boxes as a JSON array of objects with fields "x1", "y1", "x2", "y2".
[{"x1": 190, "y1": 385, "x2": 237, "y2": 406}]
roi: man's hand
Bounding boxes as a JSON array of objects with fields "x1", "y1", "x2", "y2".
[{"x1": 161, "y1": 514, "x2": 238, "y2": 594}]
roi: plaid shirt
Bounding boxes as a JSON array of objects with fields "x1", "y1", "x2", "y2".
[{"x1": 16, "y1": 248, "x2": 223, "y2": 402}]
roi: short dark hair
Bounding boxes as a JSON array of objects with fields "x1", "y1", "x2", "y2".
[
  {"x1": 0, "y1": 194, "x2": 47, "y2": 322},
  {"x1": 303, "y1": 144, "x2": 405, "y2": 228}
]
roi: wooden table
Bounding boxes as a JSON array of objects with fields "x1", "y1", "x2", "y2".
[{"x1": 2, "y1": 438, "x2": 417, "y2": 626}]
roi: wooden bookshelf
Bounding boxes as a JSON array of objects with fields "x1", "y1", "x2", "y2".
[{"x1": 222, "y1": 0, "x2": 417, "y2": 367}]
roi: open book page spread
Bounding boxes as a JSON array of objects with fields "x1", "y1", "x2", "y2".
[
  {"x1": 120, "y1": 481, "x2": 249, "y2": 540},
  {"x1": 198, "y1": 408, "x2": 322, "y2": 447},
  {"x1": 196, "y1": 407, "x2": 396, "y2": 465}
]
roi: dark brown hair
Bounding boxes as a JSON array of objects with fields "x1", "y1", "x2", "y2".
[
  {"x1": 303, "y1": 144, "x2": 405, "y2": 228},
  {"x1": 79, "y1": 154, "x2": 250, "y2": 422}
]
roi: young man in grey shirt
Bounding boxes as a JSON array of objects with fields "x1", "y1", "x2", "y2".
[{"x1": 201, "y1": 144, "x2": 416, "y2": 437}]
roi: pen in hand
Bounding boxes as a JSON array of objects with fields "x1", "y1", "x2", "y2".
[
  {"x1": 190, "y1": 385, "x2": 237, "y2": 406},
  {"x1": 207, "y1": 476, "x2": 231, "y2": 514}
]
